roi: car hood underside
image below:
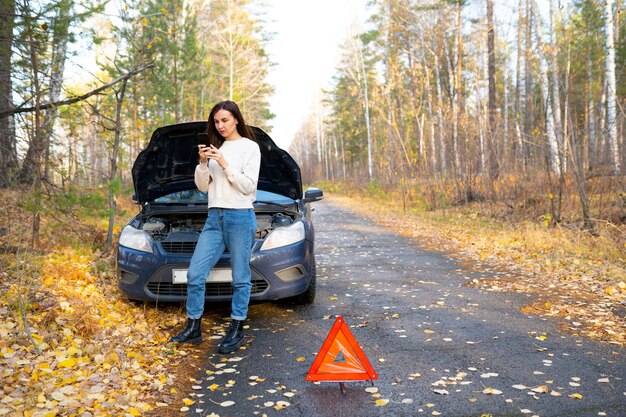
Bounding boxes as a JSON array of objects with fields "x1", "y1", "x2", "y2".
[{"x1": 132, "y1": 123, "x2": 303, "y2": 204}]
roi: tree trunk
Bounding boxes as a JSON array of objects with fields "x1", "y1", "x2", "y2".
[
  {"x1": 524, "y1": 0, "x2": 533, "y2": 166},
  {"x1": 487, "y1": 0, "x2": 499, "y2": 180},
  {"x1": 358, "y1": 39, "x2": 373, "y2": 180},
  {"x1": 503, "y1": 53, "x2": 510, "y2": 167},
  {"x1": 604, "y1": 0, "x2": 620, "y2": 174},
  {"x1": 425, "y1": 66, "x2": 437, "y2": 174},
  {"x1": 42, "y1": 0, "x2": 71, "y2": 180},
  {"x1": 25, "y1": 6, "x2": 43, "y2": 247},
  {"x1": 533, "y1": 0, "x2": 561, "y2": 177},
  {"x1": 434, "y1": 53, "x2": 446, "y2": 175},
  {"x1": 0, "y1": 0, "x2": 16, "y2": 187},
  {"x1": 514, "y1": 0, "x2": 524, "y2": 168},
  {"x1": 106, "y1": 79, "x2": 129, "y2": 247},
  {"x1": 587, "y1": 52, "x2": 596, "y2": 171},
  {"x1": 549, "y1": 0, "x2": 565, "y2": 173}
]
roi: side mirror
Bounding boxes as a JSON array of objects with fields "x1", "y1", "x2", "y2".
[{"x1": 303, "y1": 187, "x2": 324, "y2": 203}]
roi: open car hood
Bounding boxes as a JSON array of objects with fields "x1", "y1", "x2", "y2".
[{"x1": 132, "y1": 122, "x2": 302, "y2": 204}]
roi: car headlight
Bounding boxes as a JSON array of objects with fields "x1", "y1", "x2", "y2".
[
  {"x1": 118, "y1": 225, "x2": 154, "y2": 253},
  {"x1": 260, "y1": 220, "x2": 305, "y2": 251}
]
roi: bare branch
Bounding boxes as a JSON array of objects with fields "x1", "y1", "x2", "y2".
[{"x1": 0, "y1": 63, "x2": 155, "y2": 119}]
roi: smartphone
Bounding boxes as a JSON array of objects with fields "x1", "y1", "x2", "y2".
[{"x1": 197, "y1": 132, "x2": 210, "y2": 147}]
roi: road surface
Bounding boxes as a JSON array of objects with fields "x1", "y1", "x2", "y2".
[{"x1": 186, "y1": 199, "x2": 625, "y2": 417}]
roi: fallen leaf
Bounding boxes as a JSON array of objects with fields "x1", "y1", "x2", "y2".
[
  {"x1": 296, "y1": 357, "x2": 305, "y2": 362},
  {"x1": 220, "y1": 401, "x2": 235, "y2": 407},
  {"x1": 433, "y1": 389, "x2": 449, "y2": 395},
  {"x1": 568, "y1": 393, "x2": 583, "y2": 400},
  {"x1": 375, "y1": 399, "x2": 389, "y2": 406},
  {"x1": 483, "y1": 387, "x2": 503, "y2": 395}
]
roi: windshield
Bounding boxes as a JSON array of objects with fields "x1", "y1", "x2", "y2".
[
  {"x1": 151, "y1": 189, "x2": 297, "y2": 206},
  {"x1": 153, "y1": 189, "x2": 208, "y2": 204}
]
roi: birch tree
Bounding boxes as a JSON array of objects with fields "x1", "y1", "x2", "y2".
[
  {"x1": 533, "y1": 0, "x2": 562, "y2": 177},
  {"x1": 604, "y1": 0, "x2": 621, "y2": 174},
  {"x1": 486, "y1": 0, "x2": 499, "y2": 179}
]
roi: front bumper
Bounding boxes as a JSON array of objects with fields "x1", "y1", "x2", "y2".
[{"x1": 117, "y1": 239, "x2": 314, "y2": 303}]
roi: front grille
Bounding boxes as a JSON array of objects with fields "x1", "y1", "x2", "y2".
[
  {"x1": 146, "y1": 278, "x2": 269, "y2": 297},
  {"x1": 160, "y1": 242, "x2": 197, "y2": 254}
]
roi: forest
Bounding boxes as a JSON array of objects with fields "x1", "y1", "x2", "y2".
[
  {"x1": 0, "y1": 0, "x2": 624, "y2": 244},
  {"x1": 0, "y1": 1, "x2": 624, "y2": 415},
  {"x1": 291, "y1": 0, "x2": 625, "y2": 230}
]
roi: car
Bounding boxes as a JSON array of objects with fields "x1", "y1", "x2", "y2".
[{"x1": 117, "y1": 122, "x2": 323, "y2": 305}]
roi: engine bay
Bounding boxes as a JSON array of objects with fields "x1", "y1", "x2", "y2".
[{"x1": 138, "y1": 211, "x2": 295, "y2": 243}]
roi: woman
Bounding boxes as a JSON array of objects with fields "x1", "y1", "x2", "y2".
[{"x1": 170, "y1": 100, "x2": 261, "y2": 354}]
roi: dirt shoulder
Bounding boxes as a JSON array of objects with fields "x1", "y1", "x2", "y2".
[{"x1": 326, "y1": 193, "x2": 626, "y2": 347}]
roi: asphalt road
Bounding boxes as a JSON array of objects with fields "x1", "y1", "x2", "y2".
[{"x1": 186, "y1": 199, "x2": 626, "y2": 417}]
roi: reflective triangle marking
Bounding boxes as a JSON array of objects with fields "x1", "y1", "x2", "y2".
[{"x1": 306, "y1": 316, "x2": 378, "y2": 382}]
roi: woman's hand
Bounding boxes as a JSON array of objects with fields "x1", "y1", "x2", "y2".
[
  {"x1": 198, "y1": 145, "x2": 209, "y2": 164},
  {"x1": 200, "y1": 145, "x2": 229, "y2": 170}
]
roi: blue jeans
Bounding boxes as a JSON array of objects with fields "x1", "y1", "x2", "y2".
[{"x1": 186, "y1": 208, "x2": 256, "y2": 321}]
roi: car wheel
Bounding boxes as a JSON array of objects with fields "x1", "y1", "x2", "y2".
[{"x1": 291, "y1": 258, "x2": 316, "y2": 305}]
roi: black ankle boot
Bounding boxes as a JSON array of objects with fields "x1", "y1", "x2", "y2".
[
  {"x1": 218, "y1": 319, "x2": 244, "y2": 354},
  {"x1": 169, "y1": 318, "x2": 202, "y2": 344}
]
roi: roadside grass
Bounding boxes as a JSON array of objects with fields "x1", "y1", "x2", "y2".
[
  {"x1": 0, "y1": 189, "x2": 208, "y2": 417},
  {"x1": 315, "y1": 179, "x2": 626, "y2": 346}
]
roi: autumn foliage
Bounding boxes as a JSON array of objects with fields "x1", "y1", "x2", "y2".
[{"x1": 0, "y1": 190, "x2": 192, "y2": 417}]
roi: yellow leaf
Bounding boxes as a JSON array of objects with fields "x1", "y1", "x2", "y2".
[
  {"x1": 182, "y1": 398, "x2": 195, "y2": 406},
  {"x1": 569, "y1": 393, "x2": 583, "y2": 399},
  {"x1": 128, "y1": 408, "x2": 141, "y2": 416},
  {"x1": 208, "y1": 384, "x2": 218, "y2": 391},
  {"x1": 375, "y1": 399, "x2": 389, "y2": 406},
  {"x1": 606, "y1": 287, "x2": 616, "y2": 296},
  {"x1": 296, "y1": 357, "x2": 305, "y2": 362},
  {"x1": 58, "y1": 358, "x2": 77, "y2": 368},
  {"x1": 424, "y1": 329, "x2": 435, "y2": 334}
]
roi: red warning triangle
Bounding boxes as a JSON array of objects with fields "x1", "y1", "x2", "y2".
[{"x1": 306, "y1": 316, "x2": 378, "y2": 382}]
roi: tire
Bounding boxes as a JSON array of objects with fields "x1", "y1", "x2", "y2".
[{"x1": 291, "y1": 258, "x2": 316, "y2": 305}]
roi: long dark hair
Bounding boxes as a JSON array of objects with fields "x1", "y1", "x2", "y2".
[{"x1": 206, "y1": 100, "x2": 255, "y2": 148}]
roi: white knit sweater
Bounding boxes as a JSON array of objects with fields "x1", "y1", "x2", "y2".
[{"x1": 194, "y1": 138, "x2": 261, "y2": 209}]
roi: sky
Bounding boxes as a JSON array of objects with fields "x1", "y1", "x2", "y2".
[{"x1": 263, "y1": 0, "x2": 367, "y2": 149}]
